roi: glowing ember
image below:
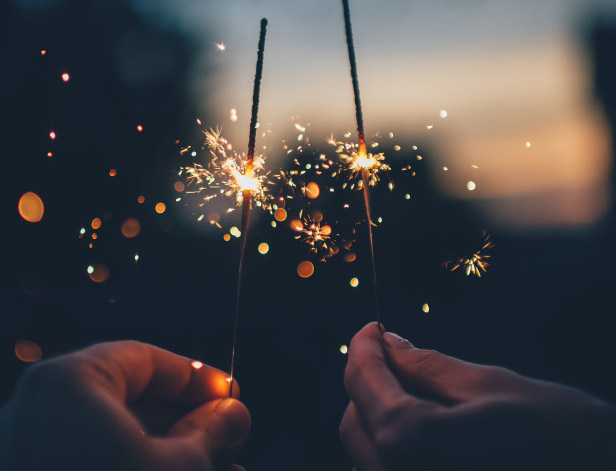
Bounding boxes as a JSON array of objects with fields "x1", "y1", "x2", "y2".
[
  {"x1": 155, "y1": 202, "x2": 166, "y2": 214},
  {"x1": 180, "y1": 128, "x2": 274, "y2": 215},
  {"x1": 49, "y1": 131, "x2": 56, "y2": 140},
  {"x1": 61, "y1": 73, "x2": 70, "y2": 82},
  {"x1": 422, "y1": 303, "x2": 430, "y2": 313},
  {"x1": 137, "y1": 125, "x2": 143, "y2": 132},
  {"x1": 191, "y1": 361, "x2": 204, "y2": 369},
  {"x1": 350, "y1": 277, "x2": 359, "y2": 288},
  {"x1": 258, "y1": 242, "x2": 269, "y2": 254}
]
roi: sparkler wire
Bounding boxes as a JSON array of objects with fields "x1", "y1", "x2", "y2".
[
  {"x1": 341, "y1": 0, "x2": 381, "y2": 328},
  {"x1": 229, "y1": 18, "x2": 268, "y2": 397}
]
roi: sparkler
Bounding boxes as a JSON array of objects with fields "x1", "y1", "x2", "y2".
[
  {"x1": 341, "y1": 0, "x2": 382, "y2": 326},
  {"x1": 229, "y1": 18, "x2": 268, "y2": 396}
]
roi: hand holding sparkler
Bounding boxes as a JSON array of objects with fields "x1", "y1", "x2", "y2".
[
  {"x1": 0, "y1": 341, "x2": 250, "y2": 471},
  {"x1": 340, "y1": 323, "x2": 616, "y2": 470}
]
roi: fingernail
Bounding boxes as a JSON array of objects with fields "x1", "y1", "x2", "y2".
[
  {"x1": 383, "y1": 332, "x2": 413, "y2": 349},
  {"x1": 215, "y1": 398, "x2": 251, "y2": 442}
]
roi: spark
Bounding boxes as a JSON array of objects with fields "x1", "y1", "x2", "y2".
[
  {"x1": 215, "y1": 42, "x2": 226, "y2": 51},
  {"x1": 180, "y1": 128, "x2": 274, "y2": 215},
  {"x1": 295, "y1": 214, "x2": 334, "y2": 256},
  {"x1": 61, "y1": 73, "x2": 70, "y2": 82},
  {"x1": 445, "y1": 231, "x2": 494, "y2": 278},
  {"x1": 329, "y1": 136, "x2": 390, "y2": 189}
]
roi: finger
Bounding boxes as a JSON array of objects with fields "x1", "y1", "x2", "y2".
[
  {"x1": 73, "y1": 341, "x2": 239, "y2": 405},
  {"x1": 345, "y1": 322, "x2": 422, "y2": 429},
  {"x1": 167, "y1": 398, "x2": 251, "y2": 466},
  {"x1": 339, "y1": 402, "x2": 385, "y2": 471},
  {"x1": 382, "y1": 331, "x2": 504, "y2": 403}
]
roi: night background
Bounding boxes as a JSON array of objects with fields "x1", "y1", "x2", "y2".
[{"x1": 3, "y1": 0, "x2": 616, "y2": 469}]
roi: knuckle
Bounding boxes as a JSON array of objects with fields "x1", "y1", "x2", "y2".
[{"x1": 409, "y1": 349, "x2": 441, "y2": 375}]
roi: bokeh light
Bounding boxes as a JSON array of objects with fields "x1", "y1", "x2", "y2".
[
  {"x1": 343, "y1": 252, "x2": 357, "y2": 263},
  {"x1": 191, "y1": 360, "x2": 204, "y2": 369},
  {"x1": 137, "y1": 124, "x2": 143, "y2": 132},
  {"x1": 155, "y1": 202, "x2": 166, "y2": 214},
  {"x1": 223, "y1": 234, "x2": 231, "y2": 241},
  {"x1": 109, "y1": 169, "x2": 117, "y2": 177},
  {"x1": 174, "y1": 181, "x2": 185, "y2": 192},
  {"x1": 258, "y1": 242, "x2": 269, "y2": 254},
  {"x1": 289, "y1": 219, "x2": 303, "y2": 232},
  {"x1": 422, "y1": 303, "x2": 430, "y2": 313},
  {"x1": 274, "y1": 208, "x2": 287, "y2": 222},
  {"x1": 91, "y1": 218, "x2": 102, "y2": 230},
  {"x1": 18, "y1": 192, "x2": 44, "y2": 223},
  {"x1": 61, "y1": 73, "x2": 70, "y2": 82},
  {"x1": 467, "y1": 181, "x2": 476, "y2": 191},
  {"x1": 49, "y1": 131, "x2": 56, "y2": 140},
  {"x1": 350, "y1": 277, "x2": 359, "y2": 288},
  {"x1": 306, "y1": 182, "x2": 320, "y2": 199},
  {"x1": 340, "y1": 345, "x2": 348, "y2": 355},
  {"x1": 297, "y1": 261, "x2": 314, "y2": 278},
  {"x1": 137, "y1": 195, "x2": 145, "y2": 204},
  {"x1": 88, "y1": 264, "x2": 110, "y2": 283},
  {"x1": 121, "y1": 217, "x2": 141, "y2": 238},
  {"x1": 15, "y1": 340, "x2": 42, "y2": 363}
]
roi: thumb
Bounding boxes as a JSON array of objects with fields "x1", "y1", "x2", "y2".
[
  {"x1": 168, "y1": 398, "x2": 251, "y2": 465},
  {"x1": 383, "y1": 331, "x2": 493, "y2": 404}
]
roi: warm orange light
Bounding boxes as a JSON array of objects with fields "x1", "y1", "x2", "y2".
[
  {"x1": 311, "y1": 210, "x2": 323, "y2": 223},
  {"x1": 121, "y1": 218, "x2": 141, "y2": 238},
  {"x1": 350, "y1": 277, "x2": 359, "y2": 288},
  {"x1": 137, "y1": 125, "x2": 143, "y2": 132},
  {"x1": 61, "y1": 73, "x2": 70, "y2": 82},
  {"x1": 233, "y1": 171, "x2": 259, "y2": 192},
  {"x1": 223, "y1": 234, "x2": 231, "y2": 241},
  {"x1": 137, "y1": 195, "x2": 145, "y2": 204},
  {"x1": 321, "y1": 225, "x2": 332, "y2": 236},
  {"x1": 47, "y1": 152, "x2": 52, "y2": 158},
  {"x1": 91, "y1": 232, "x2": 98, "y2": 240},
  {"x1": 289, "y1": 219, "x2": 303, "y2": 232},
  {"x1": 49, "y1": 131, "x2": 56, "y2": 140},
  {"x1": 88, "y1": 264, "x2": 110, "y2": 283},
  {"x1": 15, "y1": 340, "x2": 42, "y2": 363},
  {"x1": 191, "y1": 361, "x2": 204, "y2": 370},
  {"x1": 174, "y1": 181, "x2": 185, "y2": 192},
  {"x1": 306, "y1": 182, "x2": 320, "y2": 199},
  {"x1": 91, "y1": 218, "x2": 102, "y2": 230},
  {"x1": 40, "y1": 50, "x2": 46, "y2": 55},
  {"x1": 297, "y1": 261, "x2": 314, "y2": 278},
  {"x1": 340, "y1": 345, "x2": 348, "y2": 355},
  {"x1": 356, "y1": 151, "x2": 377, "y2": 169},
  {"x1": 109, "y1": 168, "x2": 117, "y2": 177},
  {"x1": 343, "y1": 252, "x2": 357, "y2": 263},
  {"x1": 258, "y1": 242, "x2": 269, "y2": 254},
  {"x1": 274, "y1": 208, "x2": 287, "y2": 222},
  {"x1": 155, "y1": 203, "x2": 166, "y2": 214},
  {"x1": 18, "y1": 192, "x2": 44, "y2": 223}
]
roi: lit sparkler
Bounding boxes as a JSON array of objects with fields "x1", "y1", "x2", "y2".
[
  {"x1": 341, "y1": 0, "x2": 383, "y2": 326},
  {"x1": 180, "y1": 127, "x2": 274, "y2": 213},
  {"x1": 445, "y1": 231, "x2": 494, "y2": 277},
  {"x1": 226, "y1": 18, "x2": 269, "y2": 397}
]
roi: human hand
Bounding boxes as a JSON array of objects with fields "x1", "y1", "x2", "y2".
[
  {"x1": 0, "y1": 341, "x2": 250, "y2": 471},
  {"x1": 340, "y1": 322, "x2": 616, "y2": 470}
]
